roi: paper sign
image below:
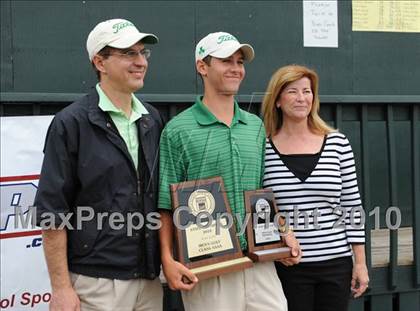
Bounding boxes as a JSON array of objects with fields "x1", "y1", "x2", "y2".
[
  {"x1": 352, "y1": 0, "x2": 420, "y2": 33},
  {"x1": 303, "y1": 0, "x2": 338, "y2": 48}
]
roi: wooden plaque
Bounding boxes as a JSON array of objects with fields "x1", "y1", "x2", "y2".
[
  {"x1": 170, "y1": 176, "x2": 253, "y2": 281},
  {"x1": 244, "y1": 189, "x2": 291, "y2": 262}
]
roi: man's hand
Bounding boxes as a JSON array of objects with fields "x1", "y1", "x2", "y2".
[
  {"x1": 162, "y1": 257, "x2": 198, "y2": 291},
  {"x1": 351, "y1": 263, "x2": 369, "y2": 298},
  {"x1": 277, "y1": 231, "x2": 302, "y2": 266},
  {"x1": 42, "y1": 229, "x2": 80, "y2": 310},
  {"x1": 49, "y1": 287, "x2": 80, "y2": 311}
]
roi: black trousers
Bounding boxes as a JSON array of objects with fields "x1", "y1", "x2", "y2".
[{"x1": 276, "y1": 256, "x2": 353, "y2": 311}]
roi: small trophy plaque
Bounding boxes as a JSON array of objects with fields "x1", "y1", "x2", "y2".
[
  {"x1": 171, "y1": 176, "x2": 253, "y2": 281},
  {"x1": 244, "y1": 189, "x2": 291, "y2": 262}
]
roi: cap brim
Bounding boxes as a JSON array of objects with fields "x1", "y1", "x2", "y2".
[
  {"x1": 210, "y1": 43, "x2": 255, "y2": 62},
  {"x1": 108, "y1": 32, "x2": 159, "y2": 49}
]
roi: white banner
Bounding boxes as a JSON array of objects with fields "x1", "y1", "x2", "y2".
[{"x1": 1, "y1": 116, "x2": 53, "y2": 310}]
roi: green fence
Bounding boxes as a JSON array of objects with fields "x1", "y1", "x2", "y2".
[{"x1": 1, "y1": 94, "x2": 419, "y2": 310}]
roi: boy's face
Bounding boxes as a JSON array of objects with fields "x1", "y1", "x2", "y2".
[{"x1": 199, "y1": 50, "x2": 245, "y2": 96}]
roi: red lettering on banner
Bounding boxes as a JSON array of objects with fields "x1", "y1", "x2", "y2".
[
  {"x1": 20, "y1": 292, "x2": 31, "y2": 305},
  {"x1": 20, "y1": 291, "x2": 51, "y2": 307},
  {"x1": 0, "y1": 294, "x2": 16, "y2": 308}
]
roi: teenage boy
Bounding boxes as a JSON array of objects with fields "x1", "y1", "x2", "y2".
[{"x1": 158, "y1": 32, "x2": 301, "y2": 311}]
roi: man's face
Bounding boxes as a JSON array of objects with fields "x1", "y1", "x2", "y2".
[
  {"x1": 201, "y1": 50, "x2": 245, "y2": 96},
  {"x1": 98, "y1": 42, "x2": 149, "y2": 93}
]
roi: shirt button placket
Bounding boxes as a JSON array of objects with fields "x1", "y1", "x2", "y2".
[{"x1": 230, "y1": 127, "x2": 243, "y2": 247}]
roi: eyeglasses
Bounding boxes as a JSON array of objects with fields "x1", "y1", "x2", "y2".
[{"x1": 107, "y1": 48, "x2": 151, "y2": 60}]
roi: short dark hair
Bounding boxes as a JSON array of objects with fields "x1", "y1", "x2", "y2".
[
  {"x1": 202, "y1": 55, "x2": 212, "y2": 66},
  {"x1": 198, "y1": 55, "x2": 212, "y2": 84},
  {"x1": 91, "y1": 46, "x2": 113, "y2": 81}
]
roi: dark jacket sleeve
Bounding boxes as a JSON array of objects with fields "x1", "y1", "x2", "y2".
[{"x1": 34, "y1": 115, "x2": 79, "y2": 227}]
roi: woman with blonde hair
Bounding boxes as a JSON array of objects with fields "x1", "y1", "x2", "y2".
[{"x1": 262, "y1": 65, "x2": 369, "y2": 311}]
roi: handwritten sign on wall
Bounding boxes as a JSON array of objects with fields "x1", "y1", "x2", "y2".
[{"x1": 303, "y1": 0, "x2": 338, "y2": 48}]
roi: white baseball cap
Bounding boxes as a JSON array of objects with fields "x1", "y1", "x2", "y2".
[
  {"x1": 86, "y1": 18, "x2": 158, "y2": 61},
  {"x1": 195, "y1": 32, "x2": 254, "y2": 62}
]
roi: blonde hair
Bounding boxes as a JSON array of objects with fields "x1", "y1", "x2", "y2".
[{"x1": 262, "y1": 64, "x2": 335, "y2": 137}]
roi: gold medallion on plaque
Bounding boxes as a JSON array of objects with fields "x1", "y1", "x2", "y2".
[{"x1": 188, "y1": 189, "x2": 216, "y2": 216}]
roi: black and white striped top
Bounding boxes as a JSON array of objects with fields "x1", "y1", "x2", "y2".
[{"x1": 263, "y1": 132, "x2": 365, "y2": 262}]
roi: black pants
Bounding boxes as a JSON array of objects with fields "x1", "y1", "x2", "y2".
[{"x1": 276, "y1": 256, "x2": 353, "y2": 311}]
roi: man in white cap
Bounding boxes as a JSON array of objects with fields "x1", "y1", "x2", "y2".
[
  {"x1": 35, "y1": 18, "x2": 163, "y2": 310},
  {"x1": 158, "y1": 32, "x2": 300, "y2": 310}
]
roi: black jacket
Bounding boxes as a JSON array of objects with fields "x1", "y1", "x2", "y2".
[{"x1": 34, "y1": 88, "x2": 162, "y2": 280}]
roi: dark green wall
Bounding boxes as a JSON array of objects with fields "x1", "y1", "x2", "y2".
[{"x1": 1, "y1": 0, "x2": 420, "y2": 96}]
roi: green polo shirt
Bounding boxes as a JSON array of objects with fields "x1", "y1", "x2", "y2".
[
  {"x1": 159, "y1": 96, "x2": 266, "y2": 249},
  {"x1": 96, "y1": 84, "x2": 148, "y2": 170}
]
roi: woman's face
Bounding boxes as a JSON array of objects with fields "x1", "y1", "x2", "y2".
[{"x1": 276, "y1": 77, "x2": 313, "y2": 122}]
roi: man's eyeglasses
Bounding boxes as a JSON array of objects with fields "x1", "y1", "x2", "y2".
[{"x1": 106, "y1": 49, "x2": 151, "y2": 60}]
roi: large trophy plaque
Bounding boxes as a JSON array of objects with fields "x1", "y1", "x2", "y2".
[
  {"x1": 171, "y1": 176, "x2": 253, "y2": 281},
  {"x1": 244, "y1": 189, "x2": 291, "y2": 262}
]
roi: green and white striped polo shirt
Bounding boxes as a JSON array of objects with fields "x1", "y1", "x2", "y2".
[{"x1": 159, "y1": 96, "x2": 266, "y2": 249}]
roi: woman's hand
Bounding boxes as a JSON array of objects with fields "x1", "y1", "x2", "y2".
[
  {"x1": 277, "y1": 231, "x2": 302, "y2": 266},
  {"x1": 351, "y1": 263, "x2": 369, "y2": 298},
  {"x1": 351, "y1": 244, "x2": 369, "y2": 298}
]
